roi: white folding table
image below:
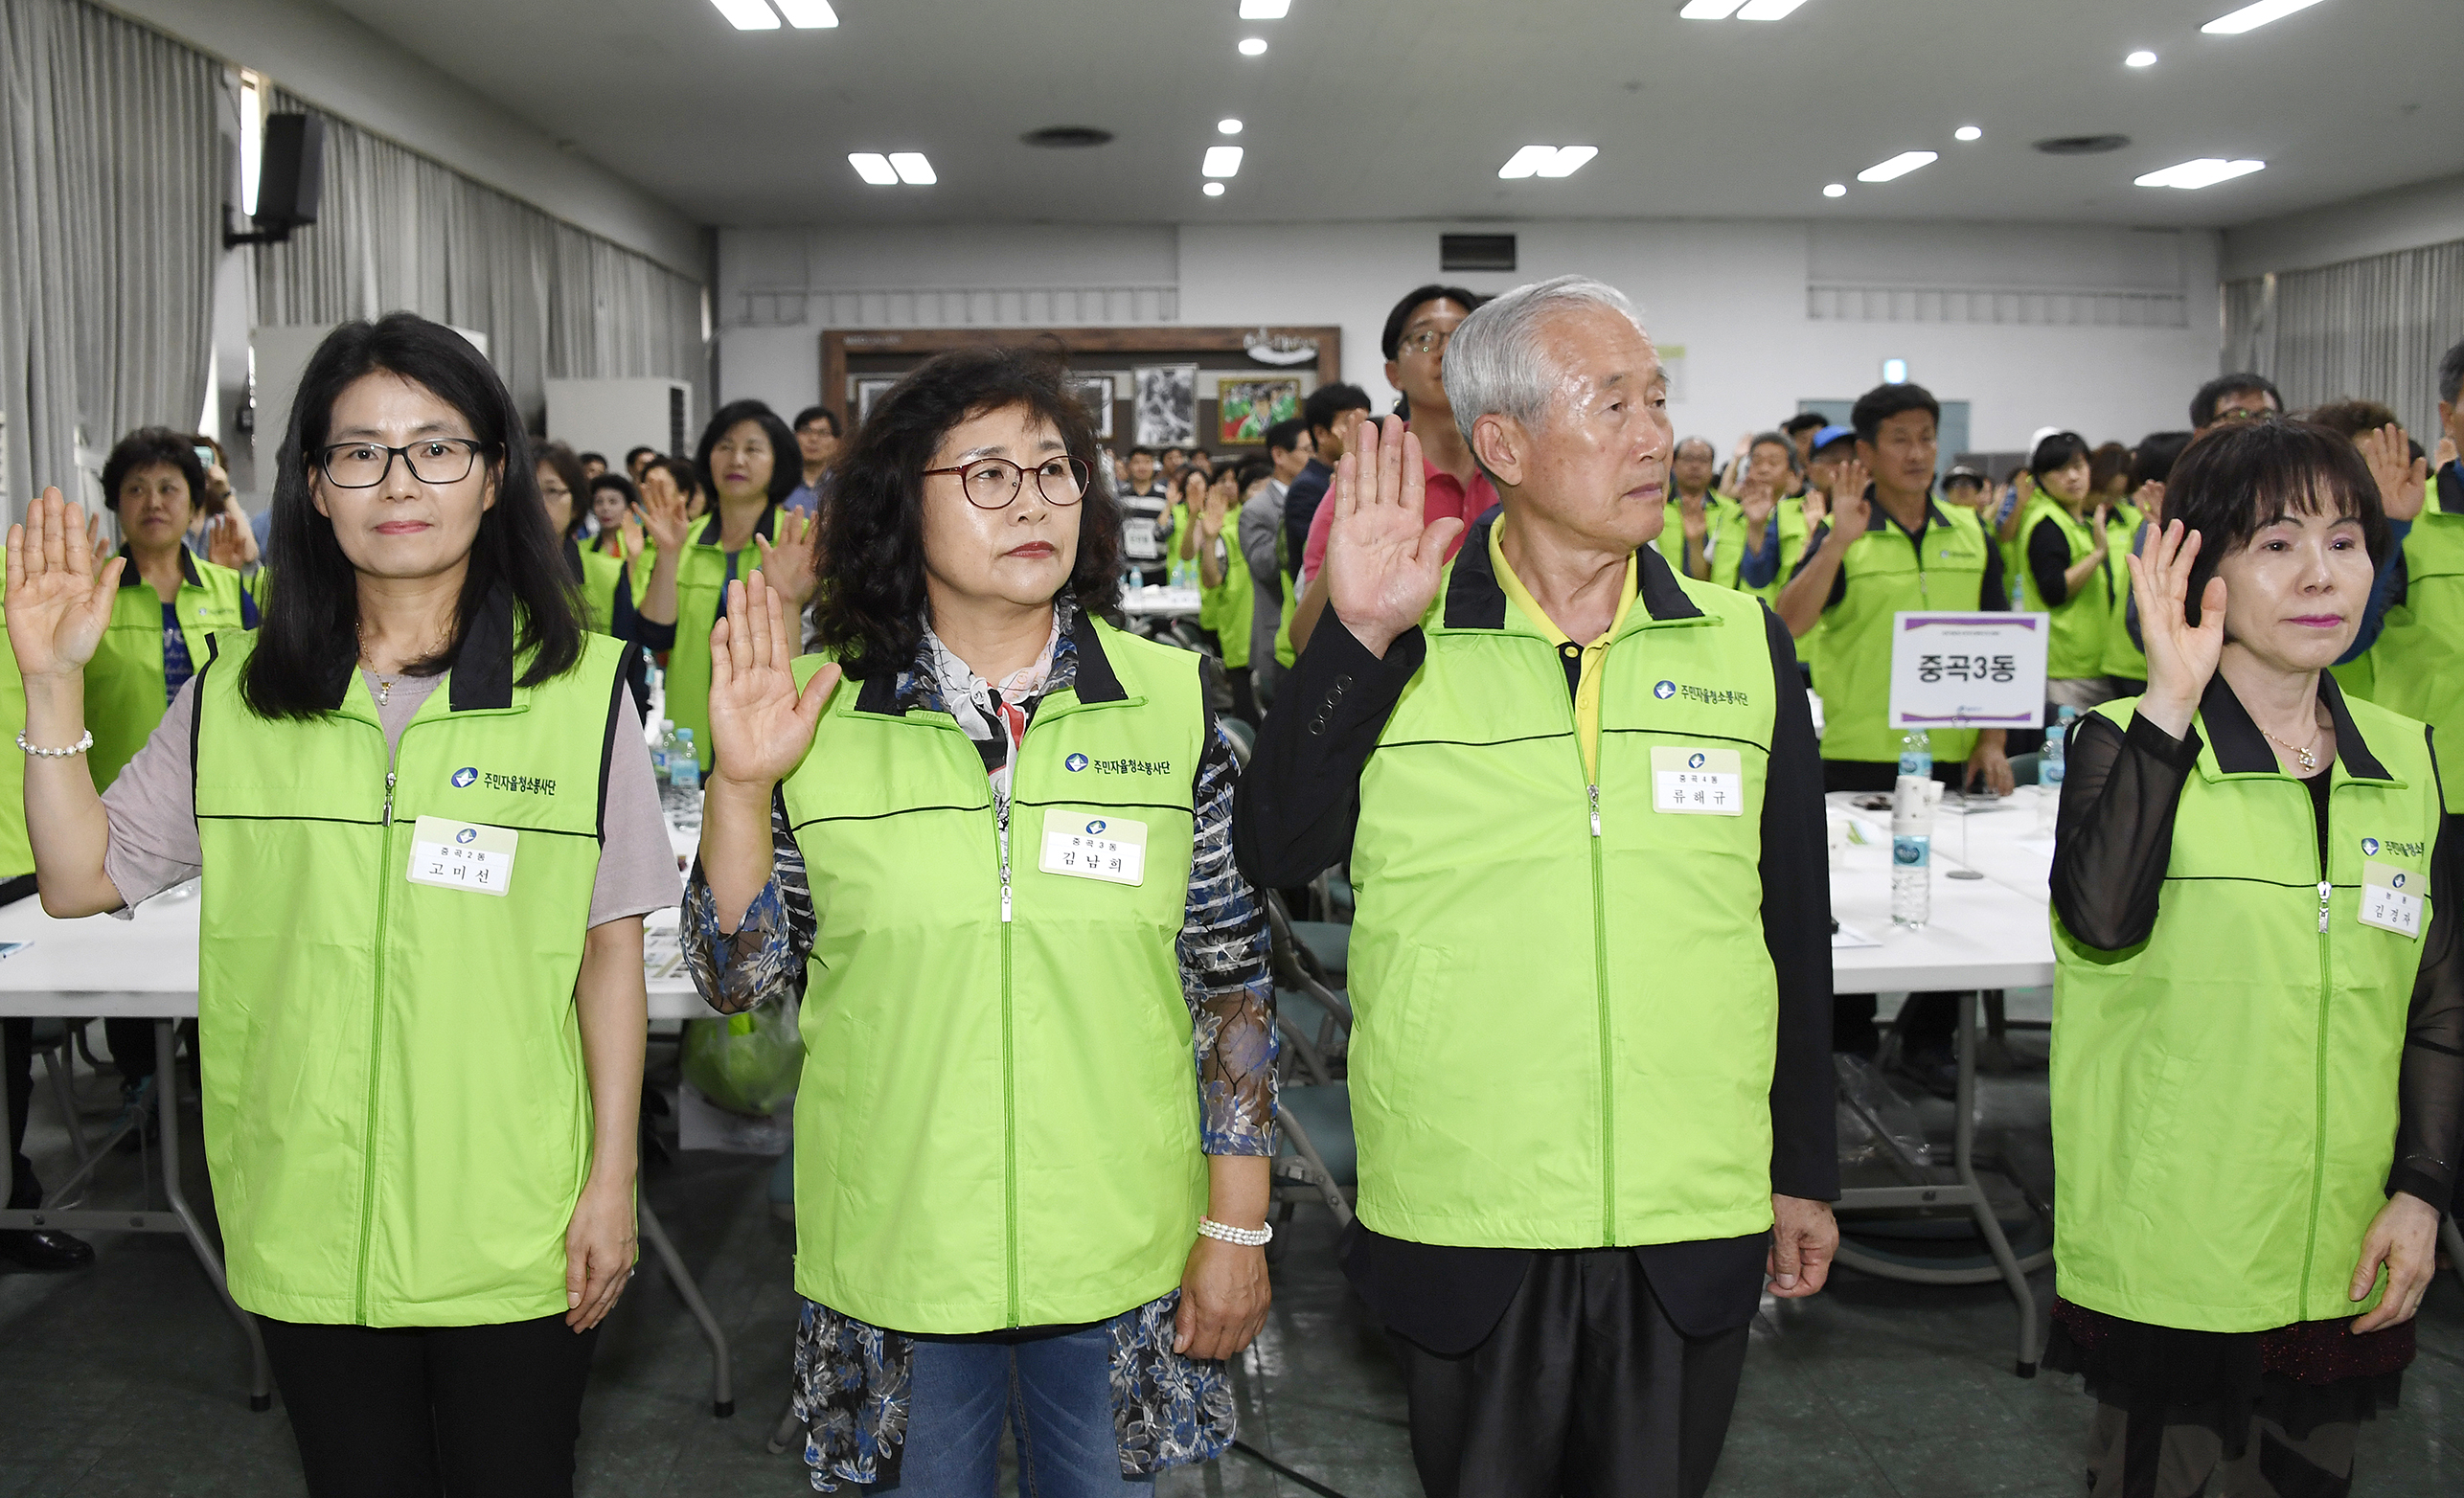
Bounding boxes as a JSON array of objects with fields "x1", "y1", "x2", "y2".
[{"x1": 0, "y1": 885, "x2": 738, "y2": 1415}]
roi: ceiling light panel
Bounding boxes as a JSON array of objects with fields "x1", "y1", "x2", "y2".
[
  {"x1": 1203, "y1": 182, "x2": 1226, "y2": 196},
  {"x1": 1678, "y1": 1, "x2": 1746, "y2": 16},
  {"x1": 2202, "y1": 0, "x2": 2329, "y2": 34},
  {"x1": 1822, "y1": 183, "x2": 1847, "y2": 197},
  {"x1": 1500, "y1": 146, "x2": 1598, "y2": 180},
  {"x1": 1203, "y1": 146, "x2": 1244, "y2": 178},
  {"x1": 887, "y1": 152, "x2": 935, "y2": 185},
  {"x1": 1536, "y1": 146, "x2": 1597, "y2": 177},
  {"x1": 1857, "y1": 150, "x2": 1937, "y2": 182},
  {"x1": 1218, "y1": 118, "x2": 1243, "y2": 135},
  {"x1": 708, "y1": 0, "x2": 781, "y2": 30},
  {"x1": 1238, "y1": 36, "x2": 1267, "y2": 55},
  {"x1": 2126, "y1": 49, "x2": 2157, "y2": 66},
  {"x1": 771, "y1": 0, "x2": 837, "y2": 25},
  {"x1": 2133, "y1": 157, "x2": 2264, "y2": 189},
  {"x1": 1239, "y1": 0, "x2": 1291, "y2": 17},
  {"x1": 1954, "y1": 125, "x2": 1982, "y2": 142},
  {"x1": 1736, "y1": 0, "x2": 1812, "y2": 17},
  {"x1": 848, "y1": 152, "x2": 897, "y2": 185}
]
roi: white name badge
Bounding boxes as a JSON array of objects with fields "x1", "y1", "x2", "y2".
[
  {"x1": 1651, "y1": 747, "x2": 1745, "y2": 816},
  {"x1": 2359, "y1": 860, "x2": 2423, "y2": 939},
  {"x1": 407, "y1": 816, "x2": 518, "y2": 897},
  {"x1": 1039, "y1": 811, "x2": 1148, "y2": 886},
  {"x1": 1122, "y1": 517, "x2": 1159, "y2": 561}
]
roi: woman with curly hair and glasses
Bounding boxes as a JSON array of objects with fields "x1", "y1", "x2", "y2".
[{"x1": 684, "y1": 346, "x2": 1277, "y2": 1494}]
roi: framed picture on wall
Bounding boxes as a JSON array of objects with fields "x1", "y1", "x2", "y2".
[
  {"x1": 1131, "y1": 364, "x2": 1197, "y2": 447},
  {"x1": 852, "y1": 375, "x2": 901, "y2": 426},
  {"x1": 1065, "y1": 374, "x2": 1114, "y2": 440},
  {"x1": 1217, "y1": 376, "x2": 1301, "y2": 445}
]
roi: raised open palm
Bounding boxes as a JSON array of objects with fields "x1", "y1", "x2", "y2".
[
  {"x1": 2358, "y1": 422, "x2": 2428, "y2": 522},
  {"x1": 755, "y1": 510, "x2": 822, "y2": 606},
  {"x1": 706, "y1": 571, "x2": 838, "y2": 787},
  {"x1": 1325, "y1": 417, "x2": 1460, "y2": 656},
  {"x1": 2126, "y1": 519, "x2": 2224, "y2": 728},
  {"x1": 5, "y1": 488, "x2": 125, "y2": 681},
  {"x1": 635, "y1": 477, "x2": 691, "y2": 554},
  {"x1": 1738, "y1": 479, "x2": 1777, "y2": 527}
]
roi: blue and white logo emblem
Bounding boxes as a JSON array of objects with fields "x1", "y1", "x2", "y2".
[
  {"x1": 1654, "y1": 680, "x2": 1677, "y2": 700},
  {"x1": 2362, "y1": 837, "x2": 2381, "y2": 857},
  {"x1": 451, "y1": 766, "x2": 478, "y2": 788},
  {"x1": 2393, "y1": 872, "x2": 2407, "y2": 890},
  {"x1": 1085, "y1": 819, "x2": 1107, "y2": 834},
  {"x1": 1688, "y1": 753, "x2": 1705, "y2": 769},
  {"x1": 1065, "y1": 754, "x2": 1089, "y2": 773},
  {"x1": 455, "y1": 828, "x2": 478, "y2": 845}
]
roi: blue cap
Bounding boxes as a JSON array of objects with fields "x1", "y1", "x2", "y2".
[{"x1": 1813, "y1": 424, "x2": 1857, "y2": 452}]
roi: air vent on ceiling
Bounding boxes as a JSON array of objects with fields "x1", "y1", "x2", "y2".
[
  {"x1": 1441, "y1": 233, "x2": 1517, "y2": 272},
  {"x1": 2032, "y1": 134, "x2": 2132, "y2": 156},
  {"x1": 1020, "y1": 126, "x2": 1115, "y2": 148}
]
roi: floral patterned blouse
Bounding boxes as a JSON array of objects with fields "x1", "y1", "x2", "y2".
[{"x1": 681, "y1": 600, "x2": 1276, "y2": 1487}]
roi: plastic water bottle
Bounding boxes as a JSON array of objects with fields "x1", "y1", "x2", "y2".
[
  {"x1": 652, "y1": 718, "x2": 674, "y2": 784},
  {"x1": 1897, "y1": 727, "x2": 1932, "y2": 783},
  {"x1": 2039, "y1": 705, "x2": 2073, "y2": 833},
  {"x1": 671, "y1": 729, "x2": 701, "y2": 828},
  {"x1": 1891, "y1": 773, "x2": 1936, "y2": 928}
]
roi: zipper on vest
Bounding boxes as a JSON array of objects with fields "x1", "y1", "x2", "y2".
[
  {"x1": 2297, "y1": 809, "x2": 2334, "y2": 1320},
  {"x1": 1590, "y1": 800, "x2": 1613, "y2": 1244},
  {"x1": 992, "y1": 786, "x2": 1020, "y2": 1326},
  {"x1": 356, "y1": 757, "x2": 398, "y2": 1322},
  {"x1": 1587, "y1": 783, "x2": 1602, "y2": 837}
]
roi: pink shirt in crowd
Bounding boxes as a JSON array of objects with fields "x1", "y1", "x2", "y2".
[{"x1": 1298, "y1": 436, "x2": 1499, "y2": 584}]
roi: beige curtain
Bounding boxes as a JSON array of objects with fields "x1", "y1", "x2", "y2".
[
  {"x1": 253, "y1": 92, "x2": 706, "y2": 435},
  {"x1": 0, "y1": 0, "x2": 218, "y2": 518},
  {"x1": 2223, "y1": 238, "x2": 2464, "y2": 435}
]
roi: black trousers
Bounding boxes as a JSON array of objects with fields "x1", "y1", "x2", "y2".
[
  {"x1": 260, "y1": 1314, "x2": 599, "y2": 1498},
  {"x1": 1391, "y1": 1247, "x2": 1750, "y2": 1498},
  {"x1": 2, "y1": 874, "x2": 40, "y2": 1208}
]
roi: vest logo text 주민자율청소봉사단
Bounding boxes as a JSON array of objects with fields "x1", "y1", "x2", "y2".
[
  {"x1": 450, "y1": 764, "x2": 558, "y2": 796},
  {"x1": 2363, "y1": 836, "x2": 2426, "y2": 859}
]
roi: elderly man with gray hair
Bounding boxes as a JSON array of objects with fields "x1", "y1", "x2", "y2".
[{"x1": 1234, "y1": 275, "x2": 1837, "y2": 1496}]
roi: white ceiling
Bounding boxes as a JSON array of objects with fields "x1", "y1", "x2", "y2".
[{"x1": 327, "y1": 0, "x2": 2464, "y2": 231}]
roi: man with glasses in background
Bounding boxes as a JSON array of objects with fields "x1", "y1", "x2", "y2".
[
  {"x1": 1290, "y1": 284, "x2": 1495, "y2": 653},
  {"x1": 785, "y1": 406, "x2": 842, "y2": 516},
  {"x1": 2188, "y1": 372, "x2": 2282, "y2": 433}
]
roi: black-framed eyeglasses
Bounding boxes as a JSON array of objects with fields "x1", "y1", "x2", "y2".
[
  {"x1": 921, "y1": 455, "x2": 1091, "y2": 511},
  {"x1": 315, "y1": 439, "x2": 487, "y2": 488}
]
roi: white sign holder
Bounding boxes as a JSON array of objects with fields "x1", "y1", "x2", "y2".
[{"x1": 1888, "y1": 612, "x2": 2049, "y2": 732}]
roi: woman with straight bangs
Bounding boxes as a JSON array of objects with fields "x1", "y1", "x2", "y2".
[
  {"x1": 4, "y1": 312, "x2": 678, "y2": 1496},
  {"x1": 2016, "y1": 429, "x2": 2119, "y2": 733},
  {"x1": 685, "y1": 346, "x2": 1277, "y2": 1494},
  {"x1": 2046, "y1": 417, "x2": 2461, "y2": 1497}
]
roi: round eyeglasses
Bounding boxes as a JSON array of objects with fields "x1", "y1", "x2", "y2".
[
  {"x1": 316, "y1": 439, "x2": 487, "y2": 488},
  {"x1": 920, "y1": 455, "x2": 1092, "y2": 511}
]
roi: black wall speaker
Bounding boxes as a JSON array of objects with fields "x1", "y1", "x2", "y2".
[{"x1": 256, "y1": 113, "x2": 325, "y2": 232}]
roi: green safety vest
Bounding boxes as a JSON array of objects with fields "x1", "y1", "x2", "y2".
[
  {"x1": 2014, "y1": 495, "x2": 2110, "y2": 680},
  {"x1": 87, "y1": 547, "x2": 256, "y2": 790},
  {"x1": 1349, "y1": 517, "x2": 1782, "y2": 1248},
  {"x1": 2361, "y1": 480, "x2": 2464, "y2": 808},
  {"x1": 192, "y1": 612, "x2": 631, "y2": 1327},
  {"x1": 565, "y1": 536, "x2": 633, "y2": 637},
  {"x1": 2100, "y1": 508, "x2": 2148, "y2": 682},
  {"x1": 779, "y1": 614, "x2": 1210, "y2": 1333},
  {"x1": 664, "y1": 504, "x2": 778, "y2": 773},
  {"x1": 0, "y1": 550, "x2": 28, "y2": 879},
  {"x1": 2052, "y1": 679, "x2": 2443, "y2": 1331},
  {"x1": 1816, "y1": 497, "x2": 1994, "y2": 764},
  {"x1": 1753, "y1": 500, "x2": 1822, "y2": 683},
  {"x1": 1201, "y1": 529, "x2": 1254, "y2": 670},
  {"x1": 1654, "y1": 491, "x2": 1745, "y2": 592}
]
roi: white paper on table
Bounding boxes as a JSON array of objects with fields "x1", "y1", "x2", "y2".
[
  {"x1": 642, "y1": 926, "x2": 683, "y2": 981},
  {"x1": 1831, "y1": 921, "x2": 1883, "y2": 950}
]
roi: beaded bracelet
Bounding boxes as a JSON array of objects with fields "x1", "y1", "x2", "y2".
[
  {"x1": 15, "y1": 729, "x2": 93, "y2": 758},
  {"x1": 1197, "y1": 1216, "x2": 1273, "y2": 1247}
]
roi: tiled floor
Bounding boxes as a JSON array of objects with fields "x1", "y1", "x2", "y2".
[{"x1": 4, "y1": 1022, "x2": 2459, "y2": 1496}]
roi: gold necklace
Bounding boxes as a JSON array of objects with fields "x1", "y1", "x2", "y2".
[{"x1": 2257, "y1": 719, "x2": 2321, "y2": 772}]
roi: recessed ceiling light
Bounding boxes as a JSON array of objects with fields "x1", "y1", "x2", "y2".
[
  {"x1": 1203, "y1": 146, "x2": 1244, "y2": 178},
  {"x1": 1239, "y1": 0, "x2": 1291, "y2": 17},
  {"x1": 887, "y1": 152, "x2": 935, "y2": 185},
  {"x1": 2126, "y1": 49, "x2": 2157, "y2": 66},
  {"x1": 1218, "y1": 119, "x2": 1243, "y2": 135},
  {"x1": 1238, "y1": 36, "x2": 1267, "y2": 55},
  {"x1": 1822, "y1": 183, "x2": 1847, "y2": 197},
  {"x1": 1203, "y1": 182, "x2": 1227, "y2": 196},
  {"x1": 1678, "y1": 0, "x2": 1745, "y2": 16},
  {"x1": 771, "y1": 0, "x2": 837, "y2": 25},
  {"x1": 2134, "y1": 157, "x2": 2265, "y2": 190},
  {"x1": 848, "y1": 152, "x2": 897, "y2": 185},
  {"x1": 1954, "y1": 125, "x2": 1982, "y2": 142},
  {"x1": 708, "y1": 0, "x2": 780, "y2": 30},
  {"x1": 1736, "y1": 0, "x2": 1812, "y2": 17},
  {"x1": 2202, "y1": 0, "x2": 2328, "y2": 35},
  {"x1": 1857, "y1": 150, "x2": 1937, "y2": 182},
  {"x1": 1498, "y1": 145, "x2": 1598, "y2": 179}
]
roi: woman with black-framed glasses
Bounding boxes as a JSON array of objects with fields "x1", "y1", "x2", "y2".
[
  {"x1": 685, "y1": 346, "x2": 1278, "y2": 1494},
  {"x1": 6, "y1": 313, "x2": 677, "y2": 1496}
]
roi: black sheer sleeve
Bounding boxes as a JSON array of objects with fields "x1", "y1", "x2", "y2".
[
  {"x1": 1757, "y1": 604, "x2": 1838, "y2": 1200},
  {"x1": 2049, "y1": 712, "x2": 2205, "y2": 951},
  {"x1": 1231, "y1": 615, "x2": 1425, "y2": 889},
  {"x1": 2028, "y1": 516, "x2": 2073, "y2": 607},
  {"x1": 2387, "y1": 747, "x2": 2463, "y2": 1206}
]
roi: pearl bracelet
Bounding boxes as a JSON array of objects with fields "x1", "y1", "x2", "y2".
[
  {"x1": 1197, "y1": 1216, "x2": 1272, "y2": 1248},
  {"x1": 15, "y1": 729, "x2": 93, "y2": 759}
]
